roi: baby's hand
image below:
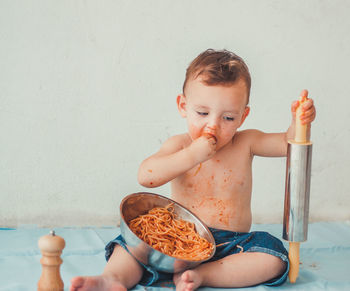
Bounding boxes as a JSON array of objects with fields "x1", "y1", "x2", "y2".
[
  {"x1": 291, "y1": 90, "x2": 316, "y2": 125},
  {"x1": 189, "y1": 133, "x2": 217, "y2": 164}
]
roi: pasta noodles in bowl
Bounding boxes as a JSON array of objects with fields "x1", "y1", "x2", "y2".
[
  {"x1": 120, "y1": 192, "x2": 216, "y2": 273},
  {"x1": 128, "y1": 204, "x2": 214, "y2": 261}
]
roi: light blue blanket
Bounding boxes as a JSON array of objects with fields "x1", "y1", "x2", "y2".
[{"x1": 1, "y1": 222, "x2": 349, "y2": 290}]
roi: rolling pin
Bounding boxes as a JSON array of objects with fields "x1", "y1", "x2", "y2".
[{"x1": 283, "y1": 90, "x2": 313, "y2": 283}]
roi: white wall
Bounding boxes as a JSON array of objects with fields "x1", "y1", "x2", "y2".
[{"x1": 1, "y1": 0, "x2": 349, "y2": 227}]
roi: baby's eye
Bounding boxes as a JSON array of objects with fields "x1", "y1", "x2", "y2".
[
  {"x1": 224, "y1": 116, "x2": 234, "y2": 121},
  {"x1": 197, "y1": 111, "x2": 208, "y2": 116}
]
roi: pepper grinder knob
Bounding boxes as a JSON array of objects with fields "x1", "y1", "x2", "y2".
[{"x1": 38, "y1": 230, "x2": 65, "y2": 291}]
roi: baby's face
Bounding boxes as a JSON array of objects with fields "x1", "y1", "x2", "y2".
[{"x1": 179, "y1": 77, "x2": 249, "y2": 150}]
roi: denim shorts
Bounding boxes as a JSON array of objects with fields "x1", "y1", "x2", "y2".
[{"x1": 105, "y1": 228, "x2": 289, "y2": 286}]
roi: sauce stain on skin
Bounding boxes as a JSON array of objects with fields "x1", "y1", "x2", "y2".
[
  {"x1": 207, "y1": 180, "x2": 212, "y2": 188},
  {"x1": 194, "y1": 163, "x2": 202, "y2": 176},
  {"x1": 218, "y1": 200, "x2": 229, "y2": 225},
  {"x1": 197, "y1": 197, "x2": 230, "y2": 227},
  {"x1": 148, "y1": 169, "x2": 153, "y2": 173},
  {"x1": 198, "y1": 197, "x2": 216, "y2": 207}
]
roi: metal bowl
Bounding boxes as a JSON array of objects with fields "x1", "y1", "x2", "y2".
[{"x1": 120, "y1": 192, "x2": 216, "y2": 273}]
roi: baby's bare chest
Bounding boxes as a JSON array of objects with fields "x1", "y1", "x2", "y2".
[
  {"x1": 174, "y1": 149, "x2": 252, "y2": 197},
  {"x1": 171, "y1": 151, "x2": 253, "y2": 230}
]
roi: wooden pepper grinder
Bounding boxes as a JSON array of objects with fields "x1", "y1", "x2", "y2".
[{"x1": 38, "y1": 230, "x2": 66, "y2": 291}]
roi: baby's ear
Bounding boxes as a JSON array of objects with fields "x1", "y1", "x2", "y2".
[
  {"x1": 177, "y1": 94, "x2": 187, "y2": 118},
  {"x1": 239, "y1": 106, "x2": 250, "y2": 127}
]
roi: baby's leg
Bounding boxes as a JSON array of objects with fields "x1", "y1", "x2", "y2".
[
  {"x1": 174, "y1": 252, "x2": 286, "y2": 291},
  {"x1": 70, "y1": 245, "x2": 143, "y2": 291}
]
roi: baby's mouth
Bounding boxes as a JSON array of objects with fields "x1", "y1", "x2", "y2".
[{"x1": 202, "y1": 132, "x2": 217, "y2": 143}]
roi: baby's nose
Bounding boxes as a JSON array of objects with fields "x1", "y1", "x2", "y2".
[
  {"x1": 206, "y1": 124, "x2": 217, "y2": 130},
  {"x1": 207, "y1": 116, "x2": 220, "y2": 129}
]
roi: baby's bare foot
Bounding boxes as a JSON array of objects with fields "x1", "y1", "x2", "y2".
[
  {"x1": 70, "y1": 275, "x2": 127, "y2": 291},
  {"x1": 173, "y1": 270, "x2": 203, "y2": 291}
]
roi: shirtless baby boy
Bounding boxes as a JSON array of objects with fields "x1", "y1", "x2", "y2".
[{"x1": 70, "y1": 49, "x2": 316, "y2": 291}]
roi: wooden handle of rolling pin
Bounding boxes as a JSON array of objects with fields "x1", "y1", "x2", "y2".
[
  {"x1": 288, "y1": 242, "x2": 300, "y2": 283},
  {"x1": 294, "y1": 89, "x2": 309, "y2": 143},
  {"x1": 289, "y1": 89, "x2": 309, "y2": 283}
]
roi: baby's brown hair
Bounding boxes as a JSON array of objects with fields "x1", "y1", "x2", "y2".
[{"x1": 183, "y1": 49, "x2": 251, "y2": 104}]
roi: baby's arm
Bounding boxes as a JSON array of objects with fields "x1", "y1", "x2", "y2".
[{"x1": 138, "y1": 134, "x2": 216, "y2": 187}]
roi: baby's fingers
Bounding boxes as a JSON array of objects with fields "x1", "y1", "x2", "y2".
[
  {"x1": 202, "y1": 132, "x2": 217, "y2": 144},
  {"x1": 302, "y1": 98, "x2": 314, "y2": 111},
  {"x1": 299, "y1": 89, "x2": 308, "y2": 102},
  {"x1": 300, "y1": 106, "x2": 316, "y2": 124},
  {"x1": 291, "y1": 100, "x2": 299, "y2": 115}
]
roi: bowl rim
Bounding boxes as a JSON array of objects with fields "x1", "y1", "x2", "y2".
[{"x1": 120, "y1": 191, "x2": 216, "y2": 263}]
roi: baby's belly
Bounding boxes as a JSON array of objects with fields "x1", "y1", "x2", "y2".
[
  {"x1": 174, "y1": 193, "x2": 252, "y2": 232},
  {"x1": 196, "y1": 203, "x2": 252, "y2": 232},
  {"x1": 171, "y1": 160, "x2": 253, "y2": 232}
]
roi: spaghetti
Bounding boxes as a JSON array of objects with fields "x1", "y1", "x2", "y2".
[{"x1": 128, "y1": 204, "x2": 214, "y2": 261}]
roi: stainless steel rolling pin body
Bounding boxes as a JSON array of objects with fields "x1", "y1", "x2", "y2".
[{"x1": 283, "y1": 142, "x2": 312, "y2": 242}]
